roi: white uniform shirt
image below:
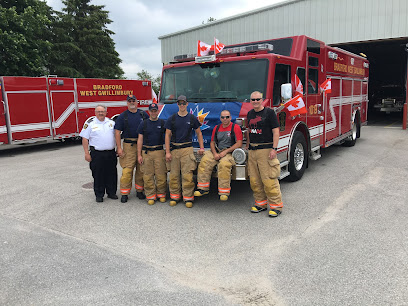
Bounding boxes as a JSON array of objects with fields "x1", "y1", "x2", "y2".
[{"x1": 79, "y1": 117, "x2": 116, "y2": 150}]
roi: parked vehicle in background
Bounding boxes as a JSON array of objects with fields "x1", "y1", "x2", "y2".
[
  {"x1": 372, "y1": 84, "x2": 405, "y2": 114},
  {"x1": 0, "y1": 76, "x2": 153, "y2": 145}
]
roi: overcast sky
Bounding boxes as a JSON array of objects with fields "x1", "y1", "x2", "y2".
[{"x1": 46, "y1": 0, "x2": 285, "y2": 79}]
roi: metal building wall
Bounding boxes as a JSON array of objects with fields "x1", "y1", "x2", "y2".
[{"x1": 159, "y1": 0, "x2": 408, "y2": 64}]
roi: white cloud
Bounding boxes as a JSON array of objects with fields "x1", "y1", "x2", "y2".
[{"x1": 46, "y1": 0, "x2": 285, "y2": 78}]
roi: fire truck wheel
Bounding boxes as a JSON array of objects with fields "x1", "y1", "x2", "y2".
[
  {"x1": 343, "y1": 118, "x2": 359, "y2": 147},
  {"x1": 287, "y1": 131, "x2": 307, "y2": 182}
]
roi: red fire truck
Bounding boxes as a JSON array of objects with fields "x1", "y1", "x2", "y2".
[
  {"x1": 0, "y1": 76, "x2": 152, "y2": 145},
  {"x1": 158, "y1": 35, "x2": 369, "y2": 181}
]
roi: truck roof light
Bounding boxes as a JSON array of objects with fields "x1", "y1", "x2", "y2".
[
  {"x1": 328, "y1": 51, "x2": 338, "y2": 60},
  {"x1": 195, "y1": 54, "x2": 216, "y2": 63},
  {"x1": 220, "y1": 43, "x2": 273, "y2": 55}
]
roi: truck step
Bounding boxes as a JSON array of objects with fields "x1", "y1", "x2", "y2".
[
  {"x1": 309, "y1": 146, "x2": 321, "y2": 161},
  {"x1": 279, "y1": 168, "x2": 290, "y2": 180}
]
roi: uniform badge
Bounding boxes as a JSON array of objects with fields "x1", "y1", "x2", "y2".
[{"x1": 83, "y1": 123, "x2": 88, "y2": 129}]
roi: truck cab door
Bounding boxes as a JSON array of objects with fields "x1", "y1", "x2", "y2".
[{"x1": 305, "y1": 48, "x2": 325, "y2": 148}]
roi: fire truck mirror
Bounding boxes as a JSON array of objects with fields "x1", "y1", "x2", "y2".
[{"x1": 281, "y1": 83, "x2": 292, "y2": 102}]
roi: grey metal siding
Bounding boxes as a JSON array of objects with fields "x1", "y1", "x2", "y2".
[{"x1": 159, "y1": 0, "x2": 408, "y2": 64}]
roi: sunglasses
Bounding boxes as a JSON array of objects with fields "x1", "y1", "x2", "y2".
[
  {"x1": 128, "y1": 99, "x2": 136, "y2": 102},
  {"x1": 251, "y1": 98, "x2": 261, "y2": 101},
  {"x1": 220, "y1": 116, "x2": 230, "y2": 119},
  {"x1": 177, "y1": 101, "x2": 187, "y2": 105}
]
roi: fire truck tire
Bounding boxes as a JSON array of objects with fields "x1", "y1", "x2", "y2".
[
  {"x1": 287, "y1": 131, "x2": 307, "y2": 182},
  {"x1": 343, "y1": 118, "x2": 359, "y2": 147}
]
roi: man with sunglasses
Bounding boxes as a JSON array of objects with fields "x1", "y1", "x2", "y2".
[
  {"x1": 115, "y1": 95, "x2": 147, "y2": 203},
  {"x1": 194, "y1": 110, "x2": 243, "y2": 201},
  {"x1": 136, "y1": 103, "x2": 167, "y2": 205},
  {"x1": 165, "y1": 95, "x2": 204, "y2": 208},
  {"x1": 247, "y1": 91, "x2": 283, "y2": 218}
]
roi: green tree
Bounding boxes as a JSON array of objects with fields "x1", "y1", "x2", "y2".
[
  {"x1": 137, "y1": 69, "x2": 161, "y2": 95},
  {"x1": 49, "y1": 0, "x2": 123, "y2": 78},
  {"x1": 0, "y1": 0, "x2": 53, "y2": 76}
]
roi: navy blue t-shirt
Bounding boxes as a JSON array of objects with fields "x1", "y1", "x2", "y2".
[
  {"x1": 114, "y1": 110, "x2": 147, "y2": 138},
  {"x1": 164, "y1": 113, "x2": 201, "y2": 143},
  {"x1": 137, "y1": 119, "x2": 166, "y2": 146}
]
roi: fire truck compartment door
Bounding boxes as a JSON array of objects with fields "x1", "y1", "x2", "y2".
[
  {"x1": 50, "y1": 90, "x2": 77, "y2": 136},
  {"x1": 0, "y1": 98, "x2": 9, "y2": 144},
  {"x1": 3, "y1": 77, "x2": 52, "y2": 142}
]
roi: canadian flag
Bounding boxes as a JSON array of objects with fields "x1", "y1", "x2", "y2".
[
  {"x1": 197, "y1": 40, "x2": 211, "y2": 56},
  {"x1": 213, "y1": 37, "x2": 225, "y2": 54},
  {"x1": 320, "y1": 78, "x2": 332, "y2": 94},
  {"x1": 295, "y1": 74, "x2": 303, "y2": 96},
  {"x1": 285, "y1": 94, "x2": 307, "y2": 117},
  {"x1": 152, "y1": 88, "x2": 158, "y2": 103}
]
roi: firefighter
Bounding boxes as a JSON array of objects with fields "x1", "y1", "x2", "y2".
[
  {"x1": 115, "y1": 95, "x2": 148, "y2": 203},
  {"x1": 165, "y1": 95, "x2": 205, "y2": 208},
  {"x1": 194, "y1": 110, "x2": 243, "y2": 201},
  {"x1": 137, "y1": 103, "x2": 167, "y2": 205},
  {"x1": 80, "y1": 105, "x2": 117, "y2": 203},
  {"x1": 247, "y1": 91, "x2": 283, "y2": 217}
]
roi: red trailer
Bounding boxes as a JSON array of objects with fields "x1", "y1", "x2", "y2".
[{"x1": 0, "y1": 76, "x2": 152, "y2": 145}]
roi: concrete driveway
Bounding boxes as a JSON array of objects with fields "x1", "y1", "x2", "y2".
[{"x1": 1, "y1": 124, "x2": 407, "y2": 305}]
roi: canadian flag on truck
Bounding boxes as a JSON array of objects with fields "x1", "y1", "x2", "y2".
[
  {"x1": 285, "y1": 94, "x2": 307, "y2": 117},
  {"x1": 197, "y1": 40, "x2": 211, "y2": 56},
  {"x1": 213, "y1": 37, "x2": 225, "y2": 54},
  {"x1": 295, "y1": 74, "x2": 303, "y2": 96},
  {"x1": 320, "y1": 78, "x2": 332, "y2": 94},
  {"x1": 152, "y1": 88, "x2": 158, "y2": 103}
]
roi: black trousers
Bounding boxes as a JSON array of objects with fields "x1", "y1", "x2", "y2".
[{"x1": 89, "y1": 149, "x2": 117, "y2": 198}]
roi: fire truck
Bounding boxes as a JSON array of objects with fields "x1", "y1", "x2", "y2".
[
  {"x1": 0, "y1": 76, "x2": 152, "y2": 145},
  {"x1": 158, "y1": 35, "x2": 369, "y2": 181}
]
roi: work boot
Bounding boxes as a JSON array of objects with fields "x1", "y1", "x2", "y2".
[
  {"x1": 250, "y1": 205, "x2": 267, "y2": 213},
  {"x1": 268, "y1": 209, "x2": 282, "y2": 218},
  {"x1": 169, "y1": 200, "x2": 178, "y2": 206},
  {"x1": 185, "y1": 201, "x2": 193, "y2": 208},
  {"x1": 121, "y1": 195, "x2": 128, "y2": 203},
  {"x1": 147, "y1": 199, "x2": 155, "y2": 205},
  {"x1": 159, "y1": 198, "x2": 166, "y2": 203},
  {"x1": 137, "y1": 192, "x2": 146, "y2": 200},
  {"x1": 194, "y1": 189, "x2": 209, "y2": 197},
  {"x1": 220, "y1": 195, "x2": 228, "y2": 201},
  {"x1": 96, "y1": 197, "x2": 103, "y2": 203}
]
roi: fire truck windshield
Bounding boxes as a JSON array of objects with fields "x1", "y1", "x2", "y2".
[{"x1": 160, "y1": 59, "x2": 269, "y2": 103}]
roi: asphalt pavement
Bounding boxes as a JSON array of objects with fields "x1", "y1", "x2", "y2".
[{"x1": 1, "y1": 123, "x2": 408, "y2": 305}]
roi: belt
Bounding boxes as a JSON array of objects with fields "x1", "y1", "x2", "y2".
[
  {"x1": 143, "y1": 145, "x2": 164, "y2": 154},
  {"x1": 90, "y1": 146, "x2": 115, "y2": 152},
  {"x1": 123, "y1": 139, "x2": 137, "y2": 146},
  {"x1": 248, "y1": 143, "x2": 274, "y2": 150},
  {"x1": 170, "y1": 142, "x2": 193, "y2": 151}
]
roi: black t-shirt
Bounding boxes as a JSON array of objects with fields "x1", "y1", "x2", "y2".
[
  {"x1": 114, "y1": 110, "x2": 147, "y2": 138},
  {"x1": 136, "y1": 119, "x2": 165, "y2": 146},
  {"x1": 164, "y1": 113, "x2": 201, "y2": 143},
  {"x1": 247, "y1": 108, "x2": 279, "y2": 143}
]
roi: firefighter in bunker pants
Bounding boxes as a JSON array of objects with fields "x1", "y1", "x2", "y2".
[
  {"x1": 194, "y1": 110, "x2": 243, "y2": 201},
  {"x1": 137, "y1": 103, "x2": 167, "y2": 205},
  {"x1": 247, "y1": 91, "x2": 283, "y2": 218},
  {"x1": 165, "y1": 95, "x2": 205, "y2": 208},
  {"x1": 115, "y1": 95, "x2": 147, "y2": 203}
]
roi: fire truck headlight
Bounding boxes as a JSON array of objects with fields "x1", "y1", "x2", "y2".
[{"x1": 232, "y1": 148, "x2": 247, "y2": 165}]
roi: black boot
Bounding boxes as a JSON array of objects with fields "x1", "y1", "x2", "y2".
[
  {"x1": 136, "y1": 192, "x2": 146, "y2": 200},
  {"x1": 121, "y1": 195, "x2": 128, "y2": 203}
]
